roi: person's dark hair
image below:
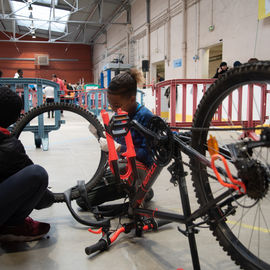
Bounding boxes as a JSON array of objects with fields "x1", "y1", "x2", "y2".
[
  {"x1": 0, "y1": 70, "x2": 2, "y2": 77},
  {"x1": 17, "y1": 69, "x2": 23, "y2": 73},
  {"x1": 0, "y1": 87, "x2": 22, "y2": 128},
  {"x1": 233, "y1": 61, "x2": 242, "y2": 67},
  {"x1": 220, "y1": 61, "x2": 227, "y2": 67},
  {"x1": 108, "y1": 69, "x2": 144, "y2": 98},
  {"x1": 52, "y1": 74, "x2": 57, "y2": 78}
]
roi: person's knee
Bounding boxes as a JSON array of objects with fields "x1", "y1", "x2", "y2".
[{"x1": 26, "y1": 164, "x2": 48, "y2": 189}]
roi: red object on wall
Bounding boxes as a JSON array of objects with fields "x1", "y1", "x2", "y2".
[{"x1": 0, "y1": 33, "x2": 93, "y2": 83}]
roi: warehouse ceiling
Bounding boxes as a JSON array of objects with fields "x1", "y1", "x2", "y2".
[{"x1": 0, "y1": 0, "x2": 130, "y2": 44}]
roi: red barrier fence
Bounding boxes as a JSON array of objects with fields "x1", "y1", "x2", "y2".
[
  {"x1": 153, "y1": 79, "x2": 270, "y2": 138},
  {"x1": 154, "y1": 79, "x2": 215, "y2": 127}
]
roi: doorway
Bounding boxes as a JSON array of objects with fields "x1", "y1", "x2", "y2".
[
  {"x1": 155, "y1": 61, "x2": 165, "y2": 82},
  {"x1": 208, "y1": 44, "x2": 223, "y2": 78}
]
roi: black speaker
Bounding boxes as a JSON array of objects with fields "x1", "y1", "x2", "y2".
[{"x1": 142, "y1": 60, "x2": 149, "y2": 72}]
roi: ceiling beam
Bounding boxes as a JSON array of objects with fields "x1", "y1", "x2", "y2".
[
  {"x1": 0, "y1": 38, "x2": 88, "y2": 44},
  {"x1": 98, "y1": 0, "x2": 103, "y2": 23},
  {"x1": 73, "y1": 0, "x2": 101, "y2": 42},
  {"x1": 0, "y1": 14, "x2": 128, "y2": 25},
  {"x1": 89, "y1": 0, "x2": 130, "y2": 44},
  {"x1": 1, "y1": 0, "x2": 5, "y2": 15}
]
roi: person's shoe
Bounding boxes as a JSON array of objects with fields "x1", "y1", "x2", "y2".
[
  {"x1": 0, "y1": 217, "x2": 50, "y2": 242},
  {"x1": 144, "y1": 188, "x2": 154, "y2": 202}
]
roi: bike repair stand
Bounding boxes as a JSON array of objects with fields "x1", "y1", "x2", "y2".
[{"x1": 169, "y1": 149, "x2": 201, "y2": 270}]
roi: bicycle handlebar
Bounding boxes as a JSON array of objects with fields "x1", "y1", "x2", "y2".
[{"x1": 85, "y1": 239, "x2": 108, "y2": 255}]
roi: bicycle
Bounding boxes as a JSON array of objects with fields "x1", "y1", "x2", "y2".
[{"x1": 11, "y1": 61, "x2": 270, "y2": 270}]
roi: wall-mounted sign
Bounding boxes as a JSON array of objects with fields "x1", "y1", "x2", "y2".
[
  {"x1": 258, "y1": 0, "x2": 270, "y2": 20},
  {"x1": 173, "y1": 58, "x2": 182, "y2": 68}
]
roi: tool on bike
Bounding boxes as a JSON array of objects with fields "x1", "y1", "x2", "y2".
[
  {"x1": 211, "y1": 153, "x2": 246, "y2": 194},
  {"x1": 101, "y1": 109, "x2": 139, "y2": 185}
]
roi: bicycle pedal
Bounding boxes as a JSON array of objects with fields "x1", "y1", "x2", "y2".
[
  {"x1": 177, "y1": 225, "x2": 199, "y2": 237},
  {"x1": 177, "y1": 226, "x2": 188, "y2": 236}
]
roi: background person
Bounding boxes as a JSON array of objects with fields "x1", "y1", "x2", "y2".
[
  {"x1": 52, "y1": 74, "x2": 65, "y2": 114},
  {"x1": 248, "y1": 58, "x2": 259, "y2": 63},
  {"x1": 14, "y1": 69, "x2": 23, "y2": 79},
  {"x1": 43, "y1": 85, "x2": 55, "y2": 118},
  {"x1": 213, "y1": 61, "x2": 228, "y2": 79},
  {"x1": 14, "y1": 69, "x2": 24, "y2": 109},
  {"x1": 233, "y1": 61, "x2": 242, "y2": 67}
]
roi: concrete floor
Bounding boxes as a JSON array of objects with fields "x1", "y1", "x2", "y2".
[{"x1": 0, "y1": 111, "x2": 268, "y2": 270}]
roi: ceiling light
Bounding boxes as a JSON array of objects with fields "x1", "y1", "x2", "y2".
[
  {"x1": 28, "y1": 4, "x2": 33, "y2": 10},
  {"x1": 31, "y1": 29, "x2": 35, "y2": 34},
  {"x1": 32, "y1": 34, "x2": 36, "y2": 39}
]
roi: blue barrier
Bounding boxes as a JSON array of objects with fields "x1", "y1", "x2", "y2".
[
  {"x1": 85, "y1": 88, "x2": 145, "y2": 116},
  {"x1": 87, "y1": 89, "x2": 109, "y2": 116},
  {"x1": 137, "y1": 89, "x2": 145, "y2": 105},
  {"x1": 0, "y1": 78, "x2": 63, "y2": 151}
]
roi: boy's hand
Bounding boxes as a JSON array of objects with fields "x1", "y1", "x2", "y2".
[{"x1": 99, "y1": 137, "x2": 121, "y2": 152}]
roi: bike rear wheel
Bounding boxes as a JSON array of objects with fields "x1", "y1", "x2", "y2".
[
  {"x1": 191, "y1": 62, "x2": 270, "y2": 269},
  {"x1": 11, "y1": 102, "x2": 107, "y2": 203}
]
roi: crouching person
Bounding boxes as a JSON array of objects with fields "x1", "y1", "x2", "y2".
[{"x1": 0, "y1": 87, "x2": 54, "y2": 242}]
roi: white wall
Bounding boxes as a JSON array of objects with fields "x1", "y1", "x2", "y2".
[{"x1": 92, "y1": 0, "x2": 270, "y2": 84}]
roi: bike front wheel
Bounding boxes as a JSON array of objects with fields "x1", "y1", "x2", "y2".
[
  {"x1": 12, "y1": 102, "x2": 107, "y2": 203},
  {"x1": 191, "y1": 62, "x2": 270, "y2": 269}
]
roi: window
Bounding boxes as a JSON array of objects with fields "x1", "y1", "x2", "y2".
[{"x1": 9, "y1": 0, "x2": 70, "y2": 33}]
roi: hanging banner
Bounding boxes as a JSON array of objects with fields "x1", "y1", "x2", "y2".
[{"x1": 258, "y1": 0, "x2": 270, "y2": 20}]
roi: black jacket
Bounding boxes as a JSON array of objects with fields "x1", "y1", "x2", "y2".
[
  {"x1": 0, "y1": 132, "x2": 33, "y2": 183},
  {"x1": 213, "y1": 68, "x2": 228, "y2": 79}
]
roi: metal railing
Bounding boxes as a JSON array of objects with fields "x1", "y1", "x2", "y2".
[{"x1": 0, "y1": 78, "x2": 62, "y2": 150}]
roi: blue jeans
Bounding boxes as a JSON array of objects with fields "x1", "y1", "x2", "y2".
[{"x1": 0, "y1": 165, "x2": 49, "y2": 226}]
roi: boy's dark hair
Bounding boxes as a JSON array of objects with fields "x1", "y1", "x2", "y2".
[
  {"x1": 108, "y1": 69, "x2": 144, "y2": 98},
  {"x1": 0, "y1": 70, "x2": 2, "y2": 77},
  {"x1": 17, "y1": 69, "x2": 23, "y2": 73},
  {"x1": 0, "y1": 87, "x2": 22, "y2": 128}
]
